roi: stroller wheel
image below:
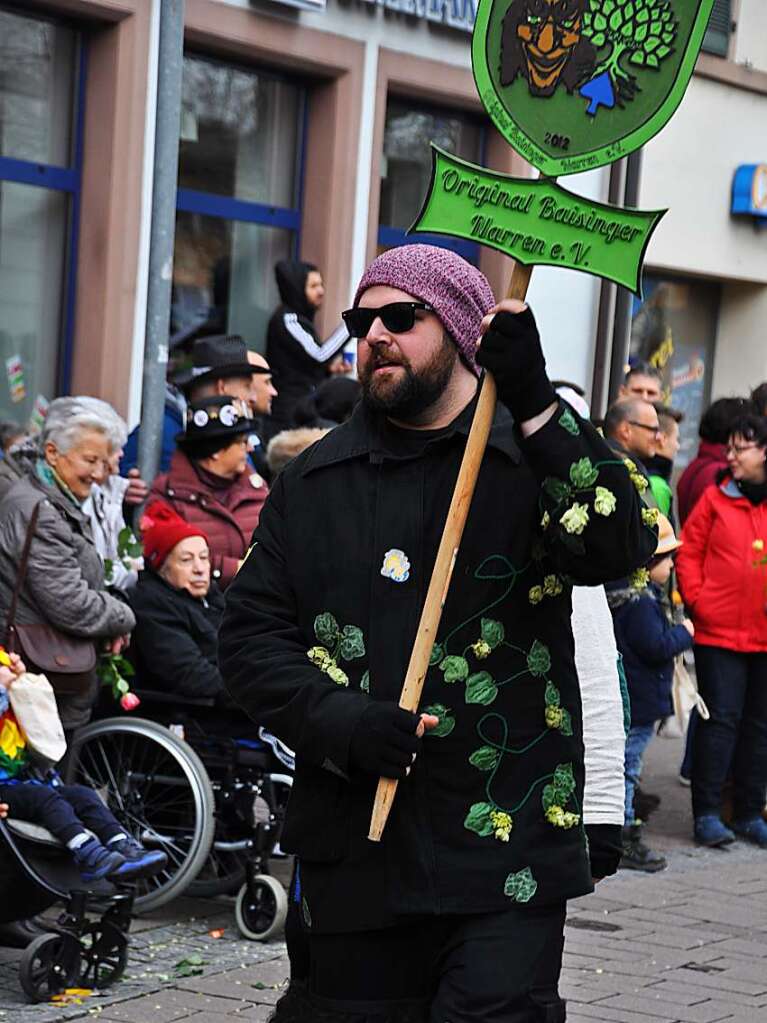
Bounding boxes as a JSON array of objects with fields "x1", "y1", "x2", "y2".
[
  {"x1": 19, "y1": 932, "x2": 81, "y2": 1003},
  {"x1": 235, "y1": 875, "x2": 288, "y2": 941},
  {"x1": 78, "y1": 921, "x2": 128, "y2": 988}
]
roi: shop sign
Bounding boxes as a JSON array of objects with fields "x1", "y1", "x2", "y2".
[
  {"x1": 355, "y1": 0, "x2": 476, "y2": 34},
  {"x1": 731, "y1": 164, "x2": 767, "y2": 221}
]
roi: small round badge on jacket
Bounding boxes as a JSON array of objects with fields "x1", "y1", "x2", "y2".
[
  {"x1": 381, "y1": 549, "x2": 411, "y2": 583},
  {"x1": 249, "y1": 473, "x2": 264, "y2": 489}
]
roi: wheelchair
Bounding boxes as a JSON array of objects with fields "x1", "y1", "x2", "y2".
[
  {"x1": 0, "y1": 816, "x2": 133, "y2": 1002},
  {"x1": 63, "y1": 688, "x2": 292, "y2": 941}
]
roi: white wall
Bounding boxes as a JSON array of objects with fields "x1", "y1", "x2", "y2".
[
  {"x1": 639, "y1": 74, "x2": 767, "y2": 285},
  {"x1": 711, "y1": 280, "x2": 767, "y2": 397},
  {"x1": 733, "y1": 0, "x2": 767, "y2": 73}
]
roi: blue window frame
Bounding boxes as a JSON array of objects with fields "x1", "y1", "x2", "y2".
[
  {"x1": 377, "y1": 96, "x2": 487, "y2": 264},
  {"x1": 173, "y1": 54, "x2": 307, "y2": 349},
  {"x1": 0, "y1": 11, "x2": 85, "y2": 402}
]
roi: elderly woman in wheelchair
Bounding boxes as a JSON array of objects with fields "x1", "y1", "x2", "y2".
[{"x1": 65, "y1": 504, "x2": 293, "y2": 938}]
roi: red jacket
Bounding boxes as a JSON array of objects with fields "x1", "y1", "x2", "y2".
[
  {"x1": 150, "y1": 451, "x2": 268, "y2": 588},
  {"x1": 677, "y1": 476, "x2": 767, "y2": 653},
  {"x1": 676, "y1": 441, "x2": 728, "y2": 526}
]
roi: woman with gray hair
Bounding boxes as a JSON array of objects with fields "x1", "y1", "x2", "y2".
[{"x1": 0, "y1": 397, "x2": 135, "y2": 733}]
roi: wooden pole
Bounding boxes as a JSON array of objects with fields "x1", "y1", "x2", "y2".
[{"x1": 368, "y1": 259, "x2": 535, "y2": 842}]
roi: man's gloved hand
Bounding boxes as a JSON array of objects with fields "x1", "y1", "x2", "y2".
[
  {"x1": 349, "y1": 702, "x2": 421, "y2": 779},
  {"x1": 476, "y1": 303, "x2": 557, "y2": 423}
]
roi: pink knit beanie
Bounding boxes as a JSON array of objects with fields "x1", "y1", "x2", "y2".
[{"x1": 353, "y1": 245, "x2": 496, "y2": 374}]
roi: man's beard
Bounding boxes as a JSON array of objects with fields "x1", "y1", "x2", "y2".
[{"x1": 360, "y1": 334, "x2": 457, "y2": 422}]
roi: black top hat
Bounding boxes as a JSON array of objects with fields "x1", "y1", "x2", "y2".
[
  {"x1": 176, "y1": 396, "x2": 256, "y2": 449},
  {"x1": 183, "y1": 334, "x2": 259, "y2": 390}
]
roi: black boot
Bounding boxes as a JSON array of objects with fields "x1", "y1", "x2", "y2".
[
  {"x1": 633, "y1": 787, "x2": 661, "y2": 821},
  {"x1": 619, "y1": 824, "x2": 667, "y2": 873}
]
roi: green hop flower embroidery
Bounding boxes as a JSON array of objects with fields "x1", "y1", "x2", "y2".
[
  {"x1": 545, "y1": 805, "x2": 580, "y2": 829},
  {"x1": 642, "y1": 507, "x2": 660, "y2": 527},
  {"x1": 569, "y1": 457, "x2": 599, "y2": 489},
  {"x1": 307, "y1": 646, "x2": 332, "y2": 669},
  {"x1": 504, "y1": 867, "x2": 537, "y2": 903},
  {"x1": 469, "y1": 745, "x2": 500, "y2": 771},
  {"x1": 327, "y1": 665, "x2": 349, "y2": 686},
  {"x1": 622, "y1": 457, "x2": 637, "y2": 474},
  {"x1": 440, "y1": 655, "x2": 469, "y2": 684},
  {"x1": 541, "y1": 511, "x2": 551, "y2": 530},
  {"x1": 630, "y1": 567, "x2": 651, "y2": 590},
  {"x1": 543, "y1": 575, "x2": 563, "y2": 597},
  {"x1": 543, "y1": 477, "x2": 571, "y2": 503},
  {"x1": 527, "y1": 640, "x2": 551, "y2": 677},
  {"x1": 558, "y1": 408, "x2": 580, "y2": 436},
  {"x1": 422, "y1": 703, "x2": 456, "y2": 737},
  {"x1": 528, "y1": 585, "x2": 544, "y2": 606},
  {"x1": 594, "y1": 486, "x2": 617, "y2": 517},
  {"x1": 490, "y1": 810, "x2": 513, "y2": 842},
  {"x1": 470, "y1": 640, "x2": 492, "y2": 660},
  {"x1": 631, "y1": 472, "x2": 648, "y2": 494},
  {"x1": 545, "y1": 705, "x2": 564, "y2": 729},
  {"x1": 360, "y1": 671, "x2": 370, "y2": 693},
  {"x1": 560, "y1": 502, "x2": 590, "y2": 535}
]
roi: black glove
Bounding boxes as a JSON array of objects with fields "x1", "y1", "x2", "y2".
[
  {"x1": 476, "y1": 307, "x2": 557, "y2": 423},
  {"x1": 349, "y1": 702, "x2": 421, "y2": 779},
  {"x1": 585, "y1": 824, "x2": 623, "y2": 880}
]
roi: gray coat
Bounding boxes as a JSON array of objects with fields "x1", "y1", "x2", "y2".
[{"x1": 0, "y1": 470, "x2": 135, "y2": 730}]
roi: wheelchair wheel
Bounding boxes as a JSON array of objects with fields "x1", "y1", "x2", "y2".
[
  {"x1": 234, "y1": 875, "x2": 288, "y2": 941},
  {"x1": 65, "y1": 717, "x2": 215, "y2": 913},
  {"x1": 19, "y1": 932, "x2": 81, "y2": 1002},
  {"x1": 78, "y1": 921, "x2": 128, "y2": 988}
]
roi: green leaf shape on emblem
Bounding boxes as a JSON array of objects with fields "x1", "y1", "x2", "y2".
[
  {"x1": 465, "y1": 671, "x2": 498, "y2": 706},
  {"x1": 469, "y1": 745, "x2": 500, "y2": 771},
  {"x1": 569, "y1": 457, "x2": 599, "y2": 490},
  {"x1": 440, "y1": 655, "x2": 469, "y2": 684},
  {"x1": 339, "y1": 625, "x2": 365, "y2": 661},
  {"x1": 558, "y1": 408, "x2": 580, "y2": 437},
  {"x1": 552, "y1": 762, "x2": 575, "y2": 799},
  {"x1": 360, "y1": 671, "x2": 370, "y2": 693},
  {"x1": 543, "y1": 477, "x2": 571, "y2": 503},
  {"x1": 422, "y1": 702, "x2": 456, "y2": 738},
  {"x1": 560, "y1": 709, "x2": 573, "y2": 736},
  {"x1": 527, "y1": 640, "x2": 551, "y2": 678},
  {"x1": 504, "y1": 867, "x2": 538, "y2": 903},
  {"x1": 314, "y1": 613, "x2": 339, "y2": 646},
  {"x1": 480, "y1": 618, "x2": 505, "y2": 650},
  {"x1": 464, "y1": 801, "x2": 495, "y2": 837},
  {"x1": 544, "y1": 680, "x2": 560, "y2": 707},
  {"x1": 429, "y1": 643, "x2": 445, "y2": 666}
]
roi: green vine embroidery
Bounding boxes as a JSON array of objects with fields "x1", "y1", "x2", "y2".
[
  {"x1": 307, "y1": 613, "x2": 366, "y2": 687},
  {"x1": 542, "y1": 763, "x2": 580, "y2": 829},
  {"x1": 504, "y1": 867, "x2": 538, "y2": 903},
  {"x1": 544, "y1": 681, "x2": 573, "y2": 736}
]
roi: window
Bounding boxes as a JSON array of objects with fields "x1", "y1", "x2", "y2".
[
  {"x1": 378, "y1": 98, "x2": 485, "y2": 262},
  {"x1": 173, "y1": 55, "x2": 305, "y2": 352},
  {"x1": 0, "y1": 9, "x2": 83, "y2": 427},
  {"x1": 701, "y1": 0, "x2": 731, "y2": 58},
  {"x1": 630, "y1": 275, "x2": 721, "y2": 472}
]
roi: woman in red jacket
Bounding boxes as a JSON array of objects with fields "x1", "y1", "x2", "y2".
[
  {"x1": 150, "y1": 397, "x2": 268, "y2": 588},
  {"x1": 676, "y1": 414, "x2": 767, "y2": 849}
]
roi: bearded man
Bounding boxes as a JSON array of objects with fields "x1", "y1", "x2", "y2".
[{"x1": 220, "y1": 245, "x2": 655, "y2": 1022}]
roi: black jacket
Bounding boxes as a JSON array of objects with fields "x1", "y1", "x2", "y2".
[
  {"x1": 220, "y1": 393, "x2": 656, "y2": 932},
  {"x1": 128, "y1": 570, "x2": 225, "y2": 700},
  {"x1": 265, "y1": 260, "x2": 346, "y2": 433}
]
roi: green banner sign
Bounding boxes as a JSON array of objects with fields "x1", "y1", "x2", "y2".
[
  {"x1": 473, "y1": 0, "x2": 715, "y2": 176},
  {"x1": 411, "y1": 148, "x2": 664, "y2": 293}
]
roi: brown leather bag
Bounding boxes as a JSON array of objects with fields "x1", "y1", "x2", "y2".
[{"x1": 4, "y1": 502, "x2": 96, "y2": 696}]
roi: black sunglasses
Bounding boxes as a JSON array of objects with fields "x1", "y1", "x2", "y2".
[{"x1": 341, "y1": 302, "x2": 434, "y2": 338}]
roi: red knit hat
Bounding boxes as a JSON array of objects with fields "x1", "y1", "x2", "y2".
[{"x1": 140, "y1": 501, "x2": 209, "y2": 570}]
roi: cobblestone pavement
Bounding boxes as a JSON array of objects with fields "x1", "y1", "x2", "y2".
[{"x1": 2, "y1": 736, "x2": 767, "y2": 1021}]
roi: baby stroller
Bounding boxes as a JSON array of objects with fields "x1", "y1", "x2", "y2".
[{"x1": 0, "y1": 814, "x2": 133, "y2": 1002}]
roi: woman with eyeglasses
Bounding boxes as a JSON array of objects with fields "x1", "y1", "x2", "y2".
[{"x1": 676, "y1": 413, "x2": 767, "y2": 849}]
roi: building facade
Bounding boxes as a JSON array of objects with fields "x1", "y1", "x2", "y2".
[{"x1": 1, "y1": 0, "x2": 765, "y2": 455}]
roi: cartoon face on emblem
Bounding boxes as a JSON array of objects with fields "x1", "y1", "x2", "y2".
[{"x1": 501, "y1": 0, "x2": 595, "y2": 97}]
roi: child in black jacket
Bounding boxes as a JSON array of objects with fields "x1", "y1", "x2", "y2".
[{"x1": 609, "y1": 514, "x2": 694, "y2": 872}]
